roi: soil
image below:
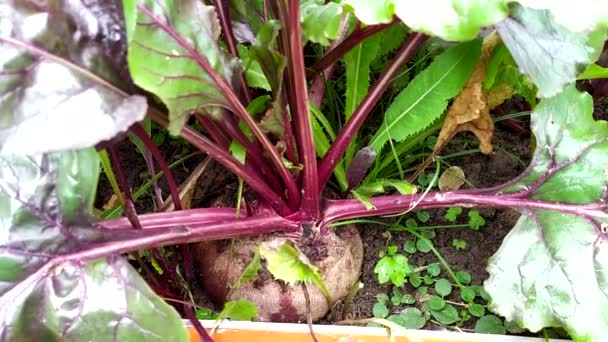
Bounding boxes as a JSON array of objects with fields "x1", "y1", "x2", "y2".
[{"x1": 343, "y1": 128, "x2": 531, "y2": 330}]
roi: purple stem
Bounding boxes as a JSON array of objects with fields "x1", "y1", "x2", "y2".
[
  {"x1": 317, "y1": 33, "x2": 428, "y2": 190},
  {"x1": 308, "y1": 15, "x2": 350, "y2": 108},
  {"x1": 197, "y1": 115, "x2": 230, "y2": 148},
  {"x1": 218, "y1": 112, "x2": 285, "y2": 195},
  {"x1": 107, "y1": 146, "x2": 142, "y2": 230},
  {"x1": 148, "y1": 110, "x2": 291, "y2": 215},
  {"x1": 137, "y1": 4, "x2": 299, "y2": 210},
  {"x1": 280, "y1": 99, "x2": 297, "y2": 163},
  {"x1": 278, "y1": 0, "x2": 319, "y2": 219},
  {"x1": 131, "y1": 124, "x2": 183, "y2": 211},
  {"x1": 100, "y1": 207, "x2": 238, "y2": 230},
  {"x1": 215, "y1": 0, "x2": 251, "y2": 104},
  {"x1": 321, "y1": 191, "x2": 608, "y2": 226},
  {"x1": 306, "y1": 19, "x2": 398, "y2": 78},
  {"x1": 138, "y1": 142, "x2": 163, "y2": 208}
]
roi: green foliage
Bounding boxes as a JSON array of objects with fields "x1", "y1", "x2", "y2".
[
  {"x1": 343, "y1": 33, "x2": 382, "y2": 120},
  {"x1": 468, "y1": 303, "x2": 486, "y2": 318},
  {"x1": 467, "y1": 210, "x2": 486, "y2": 230},
  {"x1": 485, "y1": 86, "x2": 608, "y2": 340},
  {"x1": 578, "y1": 64, "x2": 608, "y2": 80},
  {"x1": 429, "y1": 303, "x2": 459, "y2": 325},
  {"x1": 301, "y1": 0, "x2": 343, "y2": 45},
  {"x1": 416, "y1": 211, "x2": 431, "y2": 223},
  {"x1": 0, "y1": 5, "x2": 147, "y2": 154},
  {"x1": 515, "y1": 0, "x2": 608, "y2": 33},
  {"x1": 374, "y1": 252, "x2": 413, "y2": 287},
  {"x1": 428, "y1": 296, "x2": 445, "y2": 310},
  {"x1": 124, "y1": 0, "x2": 235, "y2": 134},
  {"x1": 403, "y1": 240, "x2": 417, "y2": 254},
  {"x1": 368, "y1": 40, "x2": 482, "y2": 153},
  {"x1": 496, "y1": 3, "x2": 606, "y2": 98},
  {"x1": 461, "y1": 287, "x2": 476, "y2": 303},
  {"x1": 444, "y1": 207, "x2": 463, "y2": 222},
  {"x1": 416, "y1": 237, "x2": 433, "y2": 253},
  {"x1": 0, "y1": 152, "x2": 186, "y2": 341},
  {"x1": 248, "y1": 21, "x2": 286, "y2": 96},
  {"x1": 372, "y1": 302, "x2": 389, "y2": 318},
  {"x1": 452, "y1": 239, "x2": 468, "y2": 250},
  {"x1": 237, "y1": 44, "x2": 271, "y2": 90},
  {"x1": 455, "y1": 271, "x2": 472, "y2": 285},
  {"x1": 260, "y1": 242, "x2": 332, "y2": 303},
  {"x1": 195, "y1": 307, "x2": 218, "y2": 320},
  {"x1": 342, "y1": 0, "x2": 508, "y2": 41},
  {"x1": 475, "y1": 315, "x2": 507, "y2": 335},
  {"x1": 435, "y1": 279, "x2": 453, "y2": 297},
  {"x1": 426, "y1": 263, "x2": 441, "y2": 277},
  {"x1": 218, "y1": 300, "x2": 258, "y2": 321},
  {"x1": 229, "y1": 140, "x2": 247, "y2": 164}
]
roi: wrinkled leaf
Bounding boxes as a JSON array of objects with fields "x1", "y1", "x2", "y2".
[
  {"x1": 237, "y1": 44, "x2": 270, "y2": 90},
  {"x1": 515, "y1": 0, "x2": 608, "y2": 32},
  {"x1": 496, "y1": 3, "x2": 606, "y2": 98},
  {"x1": 124, "y1": 0, "x2": 236, "y2": 134},
  {"x1": 368, "y1": 39, "x2": 481, "y2": 153},
  {"x1": 432, "y1": 32, "x2": 511, "y2": 159},
  {"x1": 343, "y1": 0, "x2": 507, "y2": 41},
  {"x1": 301, "y1": 0, "x2": 343, "y2": 45},
  {"x1": 485, "y1": 85, "x2": 608, "y2": 340},
  {"x1": 0, "y1": 2, "x2": 147, "y2": 154},
  {"x1": 374, "y1": 254, "x2": 412, "y2": 287},
  {"x1": 0, "y1": 152, "x2": 186, "y2": 341},
  {"x1": 438, "y1": 166, "x2": 466, "y2": 191},
  {"x1": 218, "y1": 299, "x2": 257, "y2": 321},
  {"x1": 388, "y1": 307, "x2": 426, "y2": 329},
  {"x1": 259, "y1": 241, "x2": 332, "y2": 304}
]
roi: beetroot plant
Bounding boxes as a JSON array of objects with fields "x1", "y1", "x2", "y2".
[{"x1": 1, "y1": 0, "x2": 608, "y2": 341}]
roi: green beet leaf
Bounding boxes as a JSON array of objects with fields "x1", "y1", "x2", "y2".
[
  {"x1": 0, "y1": 2, "x2": 147, "y2": 154},
  {"x1": 496, "y1": 3, "x2": 607, "y2": 98},
  {"x1": 485, "y1": 85, "x2": 608, "y2": 340},
  {"x1": 124, "y1": 0, "x2": 237, "y2": 134},
  {"x1": 342, "y1": 0, "x2": 507, "y2": 41},
  {"x1": 0, "y1": 152, "x2": 186, "y2": 341}
]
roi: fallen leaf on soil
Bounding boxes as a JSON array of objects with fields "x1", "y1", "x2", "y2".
[
  {"x1": 438, "y1": 166, "x2": 466, "y2": 191},
  {"x1": 102, "y1": 194, "x2": 121, "y2": 211},
  {"x1": 435, "y1": 32, "x2": 505, "y2": 155},
  {"x1": 409, "y1": 32, "x2": 514, "y2": 182}
]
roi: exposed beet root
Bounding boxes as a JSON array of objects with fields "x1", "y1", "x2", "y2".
[{"x1": 193, "y1": 224, "x2": 363, "y2": 322}]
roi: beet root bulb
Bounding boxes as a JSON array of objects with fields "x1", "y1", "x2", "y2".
[{"x1": 194, "y1": 225, "x2": 363, "y2": 322}]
